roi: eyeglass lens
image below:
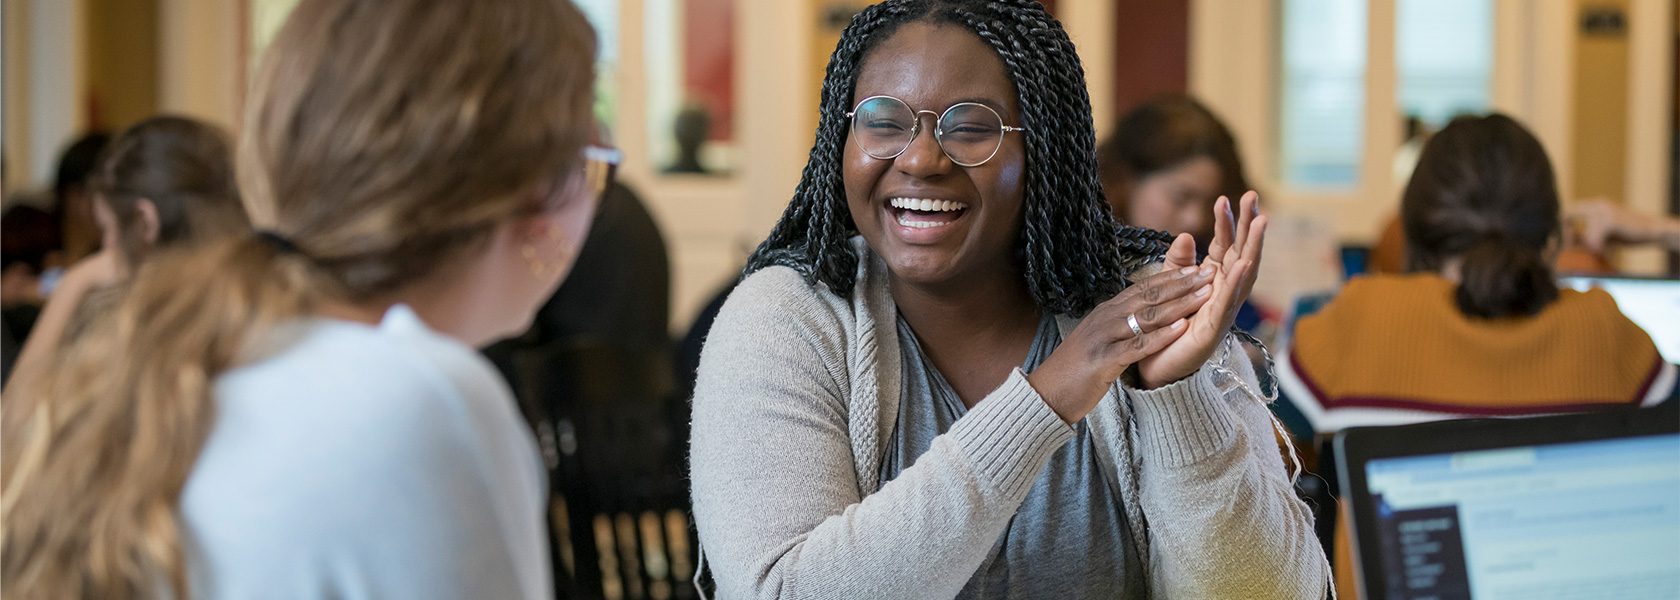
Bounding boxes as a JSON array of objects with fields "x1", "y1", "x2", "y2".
[{"x1": 851, "y1": 96, "x2": 1006, "y2": 167}]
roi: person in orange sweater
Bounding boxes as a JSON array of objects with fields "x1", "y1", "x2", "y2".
[
  {"x1": 1276, "y1": 112, "x2": 1677, "y2": 600},
  {"x1": 1278, "y1": 113, "x2": 1676, "y2": 436}
]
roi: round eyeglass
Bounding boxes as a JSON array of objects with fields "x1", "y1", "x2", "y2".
[{"x1": 845, "y1": 95, "x2": 1029, "y2": 167}]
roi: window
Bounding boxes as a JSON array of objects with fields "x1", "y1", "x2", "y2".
[
  {"x1": 645, "y1": 0, "x2": 736, "y2": 176},
  {"x1": 1277, "y1": 0, "x2": 1368, "y2": 187},
  {"x1": 1396, "y1": 0, "x2": 1493, "y2": 128}
]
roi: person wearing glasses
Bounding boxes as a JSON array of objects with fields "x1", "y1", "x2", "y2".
[
  {"x1": 689, "y1": 1, "x2": 1327, "y2": 598},
  {"x1": 0, "y1": 1, "x2": 617, "y2": 599}
]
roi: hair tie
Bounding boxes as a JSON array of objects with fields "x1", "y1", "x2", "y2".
[{"x1": 253, "y1": 230, "x2": 304, "y2": 256}]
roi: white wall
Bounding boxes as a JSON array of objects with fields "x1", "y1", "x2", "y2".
[
  {"x1": 20, "y1": 0, "x2": 86, "y2": 190},
  {"x1": 157, "y1": 0, "x2": 242, "y2": 132},
  {"x1": 1622, "y1": 0, "x2": 1675, "y2": 273},
  {"x1": 3, "y1": 0, "x2": 29, "y2": 190}
]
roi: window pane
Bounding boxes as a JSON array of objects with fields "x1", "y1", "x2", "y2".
[
  {"x1": 1278, "y1": 0, "x2": 1368, "y2": 187},
  {"x1": 1397, "y1": 0, "x2": 1492, "y2": 127},
  {"x1": 574, "y1": 0, "x2": 621, "y2": 131},
  {"x1": 646, "y1": 0, "x2": 737, "y2": 176}
]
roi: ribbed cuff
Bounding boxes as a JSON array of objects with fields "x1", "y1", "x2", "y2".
[
  {"x1": 1125, "y1": 368, "x2": 1241, "y2": 468},
  {"x1": 947, "y1": 368, "x2": 1077, "y2": 500}
]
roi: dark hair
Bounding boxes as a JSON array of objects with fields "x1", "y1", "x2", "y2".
[
  {"x1": 743, "y1": 0, "x2": 1171, "y2": 315},
  {"x1": 91, "y1": 116, "x2": 250, "y2": 266},
  {"x1": 0, "y1": 206, "x2": 61, "y2": 273},
  {"x1": 1402, "y1": 113, "x2": 1559, "y2": 319},
  {"x1": 53, "y1": 133, "x2": 112, "y2": 201},
  {"x1": 1096, "y1": 94, "x2": 1250, "y2": 225}
]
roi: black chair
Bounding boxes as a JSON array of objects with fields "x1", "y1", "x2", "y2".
[{"x1": 499, "y1": 340, "x2": 696, "y2": 600}]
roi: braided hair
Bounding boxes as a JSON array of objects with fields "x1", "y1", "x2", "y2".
[{"x1": 743, "y1": 0, "x2": 1172, "y2": 316}]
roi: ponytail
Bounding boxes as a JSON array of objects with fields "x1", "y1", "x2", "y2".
[
  {"x1": 1453, "y1": 234, "x2": 1557, "y2": 319},
  {"x1": 1401, "y1": 113, "x2": 1562, "y2": 319},
  {"x1": 1, "y1": 235, "x2": 318, "y2": 599}
]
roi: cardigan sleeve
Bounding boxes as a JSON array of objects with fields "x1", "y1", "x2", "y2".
[
  {"x1": 689, "y1": 267, "x2": 1075, "y2": 600},
  {"x1": 1122, "y1": 335, "x2": 1331, "y2": 599}
]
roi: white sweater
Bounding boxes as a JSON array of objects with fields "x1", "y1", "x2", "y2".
[{"x1": 181, "y1": 305, "x2": 550, "y2": 600}]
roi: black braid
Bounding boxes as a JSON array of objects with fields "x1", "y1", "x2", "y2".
[{"x1": 744, "y1": 0, "x2": 1173, "y2": 315}]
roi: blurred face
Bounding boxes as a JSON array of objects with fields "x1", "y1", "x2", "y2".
[
  {"x1": 843, "y1": 22, "x2": 1026, "y2": 290},
  {"x1": 1122, "y1": 155, "x2": 1220, "y2": 245}
]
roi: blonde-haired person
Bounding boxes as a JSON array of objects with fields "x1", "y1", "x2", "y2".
[
  {"x1": 4, "y1": 116, "x2": 250, "y2": 400},
  {"x1": 0, "y1": 1, "x2": 610, "y2": 599}
]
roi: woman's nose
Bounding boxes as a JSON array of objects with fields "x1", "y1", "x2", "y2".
[{"x1": 893, "y1": 112, "x2": 953, "y2": 177}]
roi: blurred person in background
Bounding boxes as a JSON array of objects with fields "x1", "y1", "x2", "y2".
[
  {"x1": 0, "y1": 134, "x2": 110, "y2": 347},
  {"x1": 53, "y1": 133, "x2": 115, "y2": 267},
  {"x1": 1275, "y1": 113, "x2": 1676, "y2": 599},
  {"x1": 1278, "y1": 113, "x2": 1676, "y2": 439},
  {"x1": 689, "y1": 1, "x2": 1326, "y2": 598},
  {"x1": 0, "y1": 0, "x2": 608, "y2": 599},
  {"x1": 1564, "y1": 198, "x2": 1680, "y2": 257},
  {"x1": 0, "y1": 206, "x2": 60, "y2": 371},
  {"x1": 4, "y1": 116, "x2": 251, "y2": 400},
  {"x1": 52, "y1": 133, "x2": 114, "y2": 267},
  {"x1": 1097, "y1": 95, "x2": 1249, "y2": 255},
  {"x1": 1097, "y1": 94, "x2": 1266, "y2": 334}
]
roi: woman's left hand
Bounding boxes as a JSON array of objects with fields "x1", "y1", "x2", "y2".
[{"x1": 1135, "y1": 191, "x2": 1267, "y2": 389}]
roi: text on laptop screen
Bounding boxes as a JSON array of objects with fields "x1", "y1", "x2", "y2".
[
  {"x1": 1560, "y1": 277, "x2": 1680, "y2": 363},
  {"x1": 1364, "y1": 433, "x2": 1680, "y2": 599}
]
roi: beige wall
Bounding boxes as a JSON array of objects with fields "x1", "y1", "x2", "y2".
[
  {"x1": 4, "y1": 0, "x2": 241, "y2": 191},
  {"x1": 85, "y1": 0, "x2": 158, "y2": 133},
  {"x1": 21, "y1": 0, "x2": 86, "y2": 190},
  {"x1": 157, "y1": 0, "x2": 243, "y2": 133},
  {"x1": 1571, "y1": 0, "x2": 1631, "y2": 203},
  {"x1": 4, "y1": 0, "x2": 34, "y2": 189}
]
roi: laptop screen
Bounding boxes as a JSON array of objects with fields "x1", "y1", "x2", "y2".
[
  {"x1": 1362, "y1": 433, "x2": 1680, "y2": 599},
  {"x1": 1559, "y1": 276, "x2": 1680, "y2": 363}
]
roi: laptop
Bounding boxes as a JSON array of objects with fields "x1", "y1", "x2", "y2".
[
  {"x1": 1558, "y1": 275, "x2": 1680, "y2": 363},
  {"x1": 1334, "y1": 405, "x2": 1680, "y2": 600}
]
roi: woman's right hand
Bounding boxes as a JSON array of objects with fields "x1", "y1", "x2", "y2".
[{"x1": 1026, "y1": 233, "x2": 1214, "y2": 423}]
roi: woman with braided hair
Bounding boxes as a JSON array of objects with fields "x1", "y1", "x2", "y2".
[{"x1": 690, "y1": 1, "x2": 1328, "y2": 598}]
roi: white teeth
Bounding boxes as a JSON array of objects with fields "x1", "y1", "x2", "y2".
[
  {"x1": 896, "y1": 213, "x2": 944, "y2": 228},
  {"x1": 888, "y1": 197, "x2": 968, "y2": 212}
]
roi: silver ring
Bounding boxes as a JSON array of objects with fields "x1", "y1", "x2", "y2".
[{"x1": 1127, "y1": 313, "x2": 1144, "y2": 337}]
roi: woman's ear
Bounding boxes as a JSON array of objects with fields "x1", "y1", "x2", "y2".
[{"x1": 134, "y1": 198, "x2": 161, "y2": 245}]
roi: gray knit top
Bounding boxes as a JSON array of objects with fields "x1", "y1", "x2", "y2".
[{"x1": 885, "y1": 313, "x2": 1145, "y2": 599}]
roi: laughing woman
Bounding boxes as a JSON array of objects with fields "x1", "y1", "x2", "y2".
[{"x1": 689, "y1": 1, "x2": 1328, "y2": 598}]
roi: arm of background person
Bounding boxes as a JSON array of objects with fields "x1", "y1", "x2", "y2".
[
  {"x1": 689, "y1": 267, "x2": 1075, "y2": 600},
  {"x1": 3, "y1": 251, "x2": 119, "y2": 399},
  {"x1": 1568, "y1": 199, "x2": 1680, "y2": 254}
]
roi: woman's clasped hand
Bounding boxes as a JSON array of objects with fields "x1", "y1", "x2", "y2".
[{"x1": 1029, "y1": 191, "x2": 1267, "y2": 423}]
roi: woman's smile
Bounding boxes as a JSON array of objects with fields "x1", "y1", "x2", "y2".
[{"x1": 884, "y1": 196, "x2": 971, "y2": 241}]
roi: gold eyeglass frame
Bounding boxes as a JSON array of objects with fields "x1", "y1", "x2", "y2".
[{"x1": 845, "y1": 95, "x2": 1029, "y2": 167}]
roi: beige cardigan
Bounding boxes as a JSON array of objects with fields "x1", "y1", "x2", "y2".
[{"x1": 690, "y1": 239, "x2": 1328, "y2": 599}]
